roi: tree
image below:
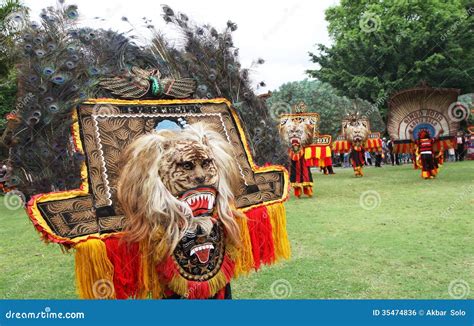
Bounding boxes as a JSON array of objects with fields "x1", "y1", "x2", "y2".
[
  {"x1": 267, "y1": 79, "x2": 385, "y2": 136},
  {"x1": 307, "y1": 0, "x2": 474, "y2": 117},
  {"x1": 0, "y1": 0, "x2": 26, "y2": 132},
  {"x1": 0, "y1": 1, "x2": 27, "y2": 160},
  {"x1": 1, "y1": 0, "x2": 25, "y2": 73}
]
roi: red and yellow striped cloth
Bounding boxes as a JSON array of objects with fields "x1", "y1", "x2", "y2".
[
  {"x1": 304, "y1": 145, "x2": 332, "y2": 167},
  {"x1": 332, "y1": 140, "x2": 351, "y2": 153},
  {"x1": 393, "y1": 142, "x2": 414, "y2": 154},
  {"x1": 433, "y1": 138, "x2": 456, "y2": 152},
  {"x1": 394, "y1": 138, "x2": 456, "y2": 154},
  {"x1": 332, "y1": 139, "x2": 382, "y2": 153},
  {"x1": 365, "y1": 138, "x2": 382, "y2": 152}
]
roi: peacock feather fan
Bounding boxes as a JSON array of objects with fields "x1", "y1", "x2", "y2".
[
  {"x1": 158, "y1": 5, "x2": 286, "y2": 165},
  {"x1": 6, "y1": 3, "x2": 170, "y2": 196},
  {"x1": 7, "y1": 2, "x2": 97, "y2": 196},
  {"x1": 4, "y1": 2, "x2": 286, "y2": 198}
]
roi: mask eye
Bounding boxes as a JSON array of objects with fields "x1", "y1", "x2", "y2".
[
  {"x1": 181, "y1": 161, "x2": 194, "y2": 170},
  {"x1": 202, "y1": 159, "x2": 213, "y2": 168}
]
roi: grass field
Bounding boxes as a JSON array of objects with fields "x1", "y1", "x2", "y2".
[{"x1": 1, "y1": 161, "x2": 473, "y2": 299}]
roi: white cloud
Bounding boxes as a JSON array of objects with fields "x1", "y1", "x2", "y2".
[{"x1": 23, "y1": 0, "x2": 337, "y2": 93}]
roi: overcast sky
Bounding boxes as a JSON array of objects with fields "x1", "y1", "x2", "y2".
[{"x1": 23, "y1": 0, "x2": 338, "y2": 94}]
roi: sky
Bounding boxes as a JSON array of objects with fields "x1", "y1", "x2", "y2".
[{"x1": 23, "y1": 0, "x2": 338, "y2": 94}]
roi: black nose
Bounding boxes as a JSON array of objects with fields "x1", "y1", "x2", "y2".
[{"x1": 195, "y1": 176, "x2": 205, "y2": 184}]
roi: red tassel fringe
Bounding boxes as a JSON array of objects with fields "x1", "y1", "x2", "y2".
[
  {"x1": 157, "y1": 255, "x2": 178, "y2": 283},
  {"x1": 245, "y1": 206, "x2": 275, "y2": 270},
  {"x1": 104, "y1": 237, "x2": 141, "y2": 299},
  {"x1": 187, "y1": 281, "x2": 210, "y2": 299}
]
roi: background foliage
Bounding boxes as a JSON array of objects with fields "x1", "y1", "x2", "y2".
[
  {"x1": 267, "y1": 79, "x2": 385, "y2": 136},
  {"x1": 0, "y1": 0, "x2": 25, "y2": 160},
  {"x1": 307, "y1": 0, "x2": 474, "y2": 118}
]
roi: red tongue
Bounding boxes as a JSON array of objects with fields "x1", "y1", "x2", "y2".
[
  {"x1": 291, "y1": 138, "x2": 301, "y2": 147},
  {"x1": 195, "y1": 248, "x2": 211, "y2": 263}
]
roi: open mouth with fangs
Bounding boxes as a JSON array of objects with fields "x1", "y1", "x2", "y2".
[
  {"x1": 190, "y1": 243, "x2": 215, "y2": 263},
  {"x1": 290, "y1": 137, "x2": 301, "y2": 146},
  {"x1": 178, "y1": 186, "x2": 217, "y2": 217}
]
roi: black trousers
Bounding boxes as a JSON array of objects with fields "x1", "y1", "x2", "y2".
[
  {"x1": 375, "y1": 154, "x2": 382, "y2": 167},
  {"x1": 421, "y1": 153, "x2": 435, "y2": 172},
  {"x1": 455, "y1": 145, "x2": 465, "y2": 161}
]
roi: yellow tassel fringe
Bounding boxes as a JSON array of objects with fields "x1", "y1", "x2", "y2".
[
  {"x1": 207, "y1": 270, "x2": 227, "y2": 296},
  {"x1": 75, "y1": 239, "x2": 115, "y2": 299},
  {"x1": 267, "y1": 203, "x2": 291, "y2": 261},
  {"x1": 234, "y1": 214, "x2": 255, "y2": 277},
  {"x1": 137, "y1": 241, "x2": 163, "y2": 299}
]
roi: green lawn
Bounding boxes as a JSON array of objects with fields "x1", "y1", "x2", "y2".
[{"x1": 1, "y1": 161, "x2": 473, "y2": 299}]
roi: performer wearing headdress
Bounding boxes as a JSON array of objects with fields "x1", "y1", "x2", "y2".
[
  {"x1": 332, "y1": 113, "x2": 381, "y2": 177},
  {"x1": 410, "y1": 128, "x2": 443, "y2": 179},
  {"x1": 279, "y1": 103, "x2": 319, "y2": 198},
  {"x1": 289, "y1": 141, "x2": 314, "y2": 198},
  {"x1": 1, "y1": 2, "x2": 291, "y2": 300},
  {"x1": 313, "y1": 136, "x2": 335, "y2": 175}
]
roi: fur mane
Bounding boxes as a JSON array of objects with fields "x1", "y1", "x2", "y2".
[
  {"x1": 117, "y1": 123, "x2": 241, "y2": 261},
  {"x1": 279, "y1": 118, "x2": 314, "y2": 147}
]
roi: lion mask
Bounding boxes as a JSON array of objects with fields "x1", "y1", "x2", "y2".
[
  {"x1": 342, "y1": 115, "x2": 370, "y2": 144},
  {"x1": 117, "y1": 122, "x2": 241, "y2": 263},
  {"x1": 279, "y1": 115, "x2": 317, "y2": 151}
]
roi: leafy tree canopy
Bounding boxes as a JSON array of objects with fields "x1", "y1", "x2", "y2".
[
  {"x1": 1, "y1": 0, "x2": 27, "y2": 159},
  {"x1": 307, "y1": 0, "x2": 474, "y2": 116}
]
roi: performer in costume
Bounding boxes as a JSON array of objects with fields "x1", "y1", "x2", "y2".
[
  {"x1": 410, "y1": 128, "x2": 443, "y2": 179},
  {"x1": 2, "y1": 3, "x2": 291, "y2": 299},
  {"x1": 279, "y1": 102, "x2": 318, "y2": 198},
  {"x1": 387, "y1": 84, "x2": 460, "y2": 178},
  {"x1": 289, "y1": 142, "x2": 313, "y2": 198},
  {"x1": 332, "y1": 113, "x2": 381, "y2": 177},
  {"x1": 313, "y1": 135, "x2": 335, "y2": 175},
  {"x1": 321, "y1": 165, "x2": 335, "y2": 175}
]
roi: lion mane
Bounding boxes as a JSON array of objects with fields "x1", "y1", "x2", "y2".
[
  {"x1": 117, "y1": 122, "x2": 242, "y2": 261},
  {"x1": 342, "y1": 113, "x2": 370, "y2": 144},
  {"x1": 279, "y1": 117, "x2": 315, "y2": 147}
]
